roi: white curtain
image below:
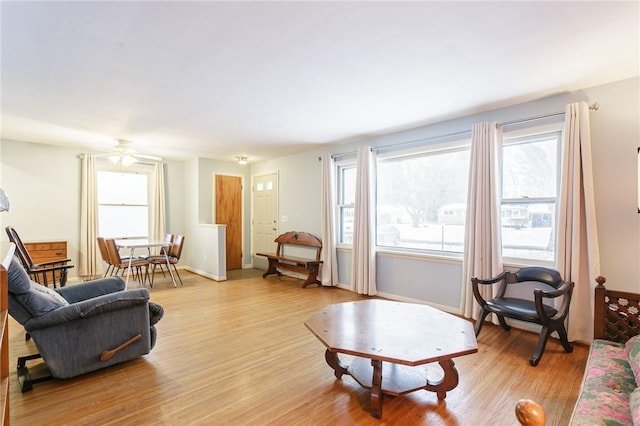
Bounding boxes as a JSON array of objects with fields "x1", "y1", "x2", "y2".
[
  {"x1": 461, "y1": 122, "x2": 504, "y2": 319},
  {"x1": 79, "y1": 154, "x2": 102, "y2": 279},
  {"x1": 350, "y1": 146, "x2": 376, "y2": 295},
  {"x1": 150, "y1": 162, "x2": 166, "y2": 242},
  {"x1": 557, "y1": 101, "x2": 600, "y2": 342},
  {"x1": 320, "y1": 154, "x2": 339, "y2": 286}
]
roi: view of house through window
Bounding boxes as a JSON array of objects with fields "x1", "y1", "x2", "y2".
[
  {"x1": 501, "y1": 130, "x2": 560, "y2": 261},
  {"x1": 336, "y1": 126, "x2": 562, "y2": 263},
  {"x1": 97, "y1": 170, "x2": 149, "y2": 238},
  {"x1": 337, "y1": 164, "x2": 356, "y2": 244},
  {"x1": 376, "y1": 144, "x2": 470, "y2": 252}
]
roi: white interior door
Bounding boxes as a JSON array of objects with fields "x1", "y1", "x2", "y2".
[{"x1": 252, "y1": 172, "x2": 278, "y2": 268}]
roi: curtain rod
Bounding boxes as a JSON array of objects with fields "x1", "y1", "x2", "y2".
[
  {"x1": 78, "y1": 153, "x2": 162, "y2": 166},
  {"x1": 500, "y1": 102, "x2": 599, "y2": 128},
  {"x1": 336, "y1": 102, "x2": 599, "y2": 155}
]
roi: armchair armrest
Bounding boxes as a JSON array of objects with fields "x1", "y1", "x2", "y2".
[
  {"x1": 534, "y1": 281, "x2": 574, "y2": 322},
  {"x1": 28, "y1": 264, "x2": 73, "y2": 273},
  {"x1": 533, "y1": 280, "x2": 573, "y2": 299},
  {"x1": 32, "y1": 259, "x2": 73, "y2": 268},
  {"x1": 471, "y1": 272, "x2": 509, "y2": 304},
  {"x1": 57, "y1": 276, "x2": 126, "y2": 303},
  {"x1": 24, "y1": 288, "x2": 149, "y2": 331},
  {"x1": 471, "y1": 271, "x2": 508, "y2": 285}
]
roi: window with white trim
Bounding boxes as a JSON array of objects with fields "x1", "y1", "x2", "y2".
[
  {"x1": 335, "y1": 126, "x2": 562, "y2": 264},
  {"x1": 97, "y1": 169, "x2": 149, "y2": 238},
  {"x1": 501, "y1": 129, "x2": 561, "y2": 262},
  {"x1": 376, "y1": 140, "x2": 471, "y2": 252},
  {"x1": 337, "y1": 162, "x2": 356, "y2": 244}
]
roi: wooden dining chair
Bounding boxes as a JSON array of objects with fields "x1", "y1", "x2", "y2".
[
  {"x1": 159, "y1": 233, "x2": 174, "y2": 255},
  {"x1": 96, "y1": 237, "x2": 114, "y2": 277},
  {"x1": 147, "y1": 234, "x2": 184, "y2": 287},
  {"x1": 104, "y1": 238, "x2": 149, "y2": 285}
]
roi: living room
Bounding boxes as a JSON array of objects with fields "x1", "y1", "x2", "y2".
[
  {"x1": 0, "y1": 1, "x2": 639, "y2": 425},
  {"x1": 2, "y1": 80, "x2": 638, "y2": 308}
]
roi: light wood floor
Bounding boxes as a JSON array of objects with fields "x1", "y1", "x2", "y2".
[{"x1": 8, "y1": 271, "x2": 588, "y2": 425}]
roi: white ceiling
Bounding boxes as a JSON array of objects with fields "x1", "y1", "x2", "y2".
[{"x1": 1, "y1": 1, "x2": 638, "y2": 162}]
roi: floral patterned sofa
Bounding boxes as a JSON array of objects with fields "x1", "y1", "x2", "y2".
[{"x1": 570, "y1": 279, "x2": 640, "y2": 426}]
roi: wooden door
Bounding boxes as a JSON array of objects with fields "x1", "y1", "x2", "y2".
[
  {"x1": 252, "y1": 172, "x2": 278, "y2": 269},
  {"x1": 215, "y1": 175, "x2": 242, "y2": 270}
]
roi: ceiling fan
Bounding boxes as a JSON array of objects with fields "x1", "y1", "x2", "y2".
[{"x1": 102, "y1": 139, "x2": 162, "y2": 165}]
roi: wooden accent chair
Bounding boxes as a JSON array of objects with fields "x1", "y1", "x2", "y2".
[
  {"x1": 471, "y1": 266, "x2": 574, "y2": 366},
  {"x1": 5, "y1": 226, "x2": 74, "y2": 288}
]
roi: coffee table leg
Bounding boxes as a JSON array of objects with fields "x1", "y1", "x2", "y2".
[
  {"x1": 425, "y1": 359, "x2": 460, "y2": 400},
  {"x1": 370, "y1": 359, "x2": 383, "y2": 418},
  {"x1": 324, "y1": 350, "x2": 348, "y2": 379}
]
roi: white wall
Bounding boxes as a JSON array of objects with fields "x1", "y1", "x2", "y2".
[
  {"x1": 251, "y1": 152, "x2": 324, "y2": 236},
  {"x1": 587, "y1": 78, "x2": 640, "y2": 290},
  {"x1": 0, "y1": 141, "x2": 81, "y2": 263}
]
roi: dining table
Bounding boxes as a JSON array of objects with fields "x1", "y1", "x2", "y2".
[{"x1": 114, "y1": 239, "x2": 176, "y2": 287}]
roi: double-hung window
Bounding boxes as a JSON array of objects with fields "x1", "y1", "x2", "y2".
[
  {"x1": 501, "y1": 129, "x2": 562, "y2": 262},
  {"x1": 97, "y1": 167, "x2": 150, "y2": 238},
  {"x1": 337, "y1": 162, "x2": 356, "y2": 244}
]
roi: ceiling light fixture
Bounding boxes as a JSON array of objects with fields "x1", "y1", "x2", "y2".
[
  {"x1": 236, "y1": 156, "x2": 248, "y2": 165},
  {"x1": 109, "y1": 154, "x2": 137, "y2": 166}
]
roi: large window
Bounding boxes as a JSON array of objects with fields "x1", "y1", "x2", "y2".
[
  {"x1": 501, "y1": 130, "x2": 561, "y2": 262},
  {"x1": 376, "y1": 142, "x2": 470, "y2": 252},
  {"x1": 97, "y1": 170, "x2": 149, "y2": 238},
  {"x1": 335, "y1": 126, "x2": 562, "y2": 263}
]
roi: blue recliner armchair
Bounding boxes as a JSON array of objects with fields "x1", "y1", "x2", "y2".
[{"x1": 7, "y1": 256, "x2": 163, "y2": 391}]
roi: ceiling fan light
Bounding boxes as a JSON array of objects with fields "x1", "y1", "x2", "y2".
[
  {"x1": 121, "y1": 155, "x2": 137, "y2": 166},
  {"x1": 109, "y1": 155, "x2": 120, "y2": 164}
]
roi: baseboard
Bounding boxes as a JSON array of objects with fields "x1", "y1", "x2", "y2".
[{"x1": 184, "y1": 266, "x2": 226, "y2": 281}]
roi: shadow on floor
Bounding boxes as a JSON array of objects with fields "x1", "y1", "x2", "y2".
[{"x1": 226, "y1": 268, "x2": 265, "y2": 280}]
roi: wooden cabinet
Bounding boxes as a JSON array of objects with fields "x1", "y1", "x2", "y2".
[
  {"x1": 24, "y1": 241, "x2": 67, "y2": 283},
  {"x1": 24, "y1": 241, "x2": 67, "y2": 264},
  {"x1": 0, "y1": 243, "x2": 14, "y2": 426}
]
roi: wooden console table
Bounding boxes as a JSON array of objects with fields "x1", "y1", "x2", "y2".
[{"x1": 305, "y1": 300, "x2": 478, "y2": 418}]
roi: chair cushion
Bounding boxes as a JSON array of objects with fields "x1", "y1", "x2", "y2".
[
  {"x1": 8, "y1": 256, "x2": 68, "y2": 317},
  {"x1": 7, "y1": 256, "x2": 31, "y2": 294},
  {"x1": 486, "y1": 297, "x2": 557, "y2": 322}
]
